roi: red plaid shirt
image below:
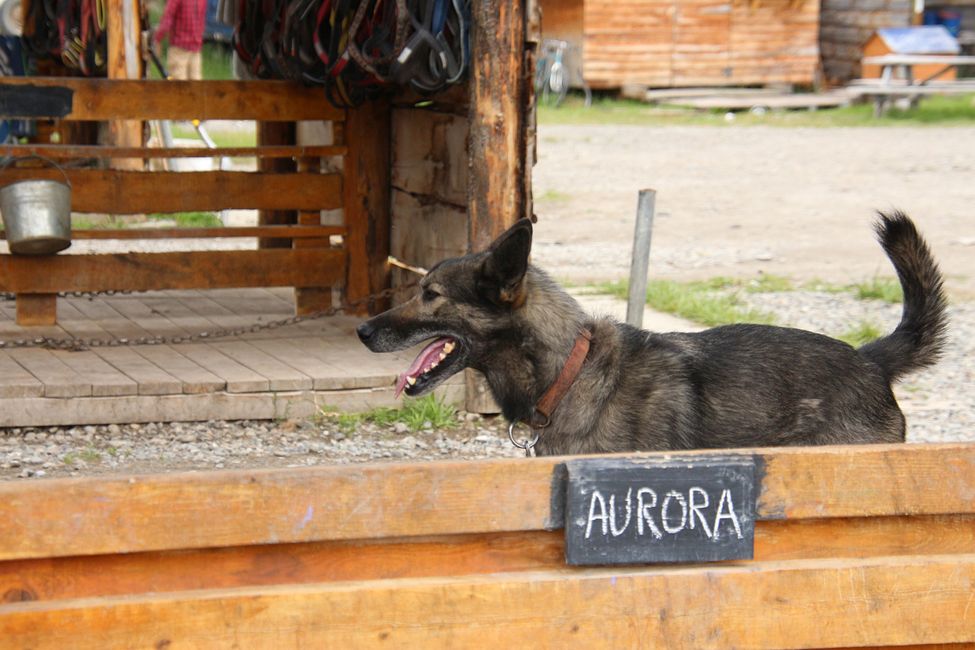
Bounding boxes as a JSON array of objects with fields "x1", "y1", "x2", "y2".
[{"x1": 154, "y1": 0, "x2": 208, "y2": 52}]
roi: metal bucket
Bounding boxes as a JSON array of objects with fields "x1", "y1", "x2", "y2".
[{"x1": 0, "y1": 155, "x2": 72, "y2": 255}]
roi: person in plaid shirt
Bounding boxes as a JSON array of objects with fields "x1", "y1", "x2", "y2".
[{"x1": 153, "y1": 0, "x2": 208, "y2": 80}]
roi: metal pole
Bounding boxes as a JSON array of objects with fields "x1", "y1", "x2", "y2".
[{"x1": 626, "y1": 189, "x2": 656, "y2": 328}]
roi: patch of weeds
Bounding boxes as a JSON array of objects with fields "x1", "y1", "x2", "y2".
[
  {"x1": 745, "y1": 274, "x2": 794, "y2": 293},
  {"x1": 64, "y1": 448, "x2": 103, "y2": 465},
  {"x1": 317, "y1": 395, "x2": 458, "y2": 433},
  {"x1": 536, "y1": 189, "x2": 572, "y2": 202},
  {"x1": 594, "y1": 279, "x2": 776, "y2": 327},
  {"x1": 148, "y1": 212, "x2": 223, "y2": 228},
  {"x1": 801, "y1": 279, "x2": 849, "y2": 294},
  {"x1": 850, "y1": 276, "x2": 902, "y2": 304},
  {"x1": 834, "y1": 320, "x2": 884, "y2": 347}
]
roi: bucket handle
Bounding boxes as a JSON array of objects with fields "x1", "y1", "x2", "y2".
[{"x1": 0, "y1": 155, "x2": 72, "y2": 189}]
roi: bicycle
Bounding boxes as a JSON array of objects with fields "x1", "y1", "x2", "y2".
[{"x1": 535, "y1": 39, "x2": 591, "y2": 107}]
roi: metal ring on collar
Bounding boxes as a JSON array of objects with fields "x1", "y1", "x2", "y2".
[{"x1": 507, "y1": 419, "x2": 539, "y2": 452}]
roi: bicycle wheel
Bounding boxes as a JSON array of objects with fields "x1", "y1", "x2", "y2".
[{"x1": 549, "y1": 61, "x2": 568, "y2": 106}]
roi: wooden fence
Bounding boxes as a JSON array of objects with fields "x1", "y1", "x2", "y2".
[{"x1": 0, "y1": 442, "x2": 973, "y2": 648}]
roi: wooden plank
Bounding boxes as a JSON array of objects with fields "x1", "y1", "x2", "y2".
[
  {"x1": 14, "y1": 294, "x2": 57, "y2": 327},
  {"x1": 93, "y1": 347, "x2": 182, "y2": 395},
  {"x1": 0, "y1": 249, "x2": 346, "y2": 293},
  {"x1": 0, "y1": 79, "x2": 345, "y2": 121},
  {"x1": 174, "y1": 343, "x2": 270, "y2": 393},
  {"x1": 294, "y1": 156, "x2": 333, "y2": 315},
  {"x1": 0, "y1": 226, "x2": 345, "y2": 241},
  {"x1": 246, "y1": 338, "x2": 352, "y2": 390},
  {"x1": 0, "y1": 353, "x2": 44, "y2": 398},
  {"x1": 0, "y1": 169, "x2": 342, "y2": 213},
  {"x1": 6, "y1": 348, "x2": 92, "y2": 398},
  {"x1": 468, "y1": 0, "x2": 527, "y2": 250},
  {"x1": 49, "y1": 350, "x2": 138, "y2": 397},
  {"x1": 2, "y1": 554, "x2": 974, "y2": 649},
  {"x1": 132, "y1": 345, "x2": 225, "y2": 394},
  {"x1": 0, "y1": 144, "x2": 348, "y2": 159},
  {"x1": 208, "y1": 341, "x2": 311, "y2": 391},
  {"x1": 343, "y1": 98, "x2": 392, "y2": 315},
  {"x1": 2, "y1": 514, "x2": 972, "y2": 604},
  {"x1": 0, "y1": 444, "x2": 973, "y2": 561}
]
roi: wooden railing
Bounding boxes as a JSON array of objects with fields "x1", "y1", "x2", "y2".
[
  {"x1": 0, "y1": 442, "x2": 973, "y2": 648},
  {"x1": 0, "y1": 78, "x2": 389, "y2": 326}
]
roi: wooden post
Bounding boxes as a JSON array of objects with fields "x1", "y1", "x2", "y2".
[
  {"x1": 465, "y1": 0, "x2": 534, "y2": 412},
  {"x1": 106, "y1": 0, "x2": 144, "y2": 170},
  {"x1": 15, "y1": 294, "x2": 57, "y2": 326},
  {"x1": 294, "y1": 156, "x2": 332, "y2": 315},
  {"x1": 257, "y1": 122, "x2": 297, "y2": 249},
  {"x1": 344, "y1": 100, "x2": 391, "y2": 316},
  {"x1": 467, "y1": 0, "x2": 530, "y2": 251}
]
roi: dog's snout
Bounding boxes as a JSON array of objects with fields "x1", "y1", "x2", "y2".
[{"x1": 356, "y1": 321, "x2": 376, "y2": 344}]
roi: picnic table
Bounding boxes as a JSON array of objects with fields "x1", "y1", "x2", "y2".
[{"x1": 855, "y1": 53, "x2": 975, "y2": 116}]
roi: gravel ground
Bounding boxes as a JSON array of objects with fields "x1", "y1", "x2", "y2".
[{"x1": 2, "y1": 289, "x2": 970, "y2": 480}]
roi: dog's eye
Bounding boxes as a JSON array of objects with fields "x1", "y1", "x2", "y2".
[{"x1": 422, "y1": 288, "x2": 440, "y2": 302}]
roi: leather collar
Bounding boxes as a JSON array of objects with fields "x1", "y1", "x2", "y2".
[{"x1": 531, "y1": 328, "x2": 592, "y2": 428}]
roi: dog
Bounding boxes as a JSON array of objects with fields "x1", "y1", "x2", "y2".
[{"x1": 357, "y1": 212, "x2": 947, "y2": 456}]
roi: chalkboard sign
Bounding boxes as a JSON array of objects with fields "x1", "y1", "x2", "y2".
[{"x1": 562, "y1": 456, "x2": 758, "y2": 566}]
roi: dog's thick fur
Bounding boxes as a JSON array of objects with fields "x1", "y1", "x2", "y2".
[{"x1": 357, "y1": 213, "x2": 947, "y2": 455}]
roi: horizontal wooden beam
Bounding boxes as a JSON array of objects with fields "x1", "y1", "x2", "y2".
[
  {"x1": 0, "y1": 249, "x2": 345, "y2": 293},
  {"x1": 1, "y1": 514, "x2": 972, "y2": 603},
  {"x1": 0, "y1": 144, "x2": 348, "y2": 159},
  {"x1": 0, "y1": 169, "x2": 342, "y2": 213},
  {"x1": 0, "y1": 443, "x2": 971, "y2": 561},
  {"x1": 2, "y1": 554, "x2": 974, "y2": 648},
  {"x1": 0, "y1": 226, "x2": 345, "y2": 241},
  {"x1": 0, "y1": 79, "x2": 345, "y2": 121}
]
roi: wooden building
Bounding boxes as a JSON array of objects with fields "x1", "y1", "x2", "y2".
[{"x1": 538, "y1": 0, "x2": 821, "y2": 89}]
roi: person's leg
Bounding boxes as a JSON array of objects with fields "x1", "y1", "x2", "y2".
[
  {"x1": 188, "y1": 50, "x2": 203, "y2": 80},
  {"x1": 166, "y1": 46, "x2": 191, "y2": 80}
]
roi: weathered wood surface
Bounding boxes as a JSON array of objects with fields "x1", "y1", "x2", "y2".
[
  {"x1": 0, "y1": 226, "x2": 345, "y2": 241},
  {"x1": 558, "y1": 0, "x2": 820, "y2": 88},
  {"x1": 0, "y1": 169, "x2": 342, "y2": 213},
  {"x1": 343, "y1": 99, "x2": 391, "y2": 315},
  {"x1": 0, "y1": 443, "x2": 972, "y2": 560},
  {"x1": 0, "y1": 144, "x2": 348, "y2": 159},
  {"x1": 13, "y1": 294, "x2": 57, "y2": 327},
  {"x1": 2, "y1": 554, "x2": 974, "y2": 649},
  {"x1": 0, "y1": 249, "x2": 345, "y2": 293},
  {"x1": 0, "y1": 78, "x2": 344, "y2": 121},
  {"x1": 3, "y1": 514, "x2": 972, "y2": 603}
]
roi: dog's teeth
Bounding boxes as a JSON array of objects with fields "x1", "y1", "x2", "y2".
[
  {"x1": 439, "y1": 352, "x2": 447, "y2": 361},
  {"x1": 444, "y1": 342, "x2": 455, "y2": 353},
  {"x1": 406, "y1": 376, "x2": 416, "y2": 386}
]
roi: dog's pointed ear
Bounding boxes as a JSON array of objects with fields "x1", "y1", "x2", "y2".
[{"x1": 478, "y1": 219, "x2": 533, "y2": 306}]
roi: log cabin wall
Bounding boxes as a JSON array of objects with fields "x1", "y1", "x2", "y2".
[
  {"x1": 819, "y1": 0, "x2": 912, "y2": 83},
  {"x1": 539, "y1": 0, "x2": 820, "y2": 89}
]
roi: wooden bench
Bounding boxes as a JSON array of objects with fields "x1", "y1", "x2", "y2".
[
  {"x1": 854, "y1": 54, "x2": 975, "y2": 116},
  {"x1": 1, "y1": 442, "x2": 973, "y2": 648}
]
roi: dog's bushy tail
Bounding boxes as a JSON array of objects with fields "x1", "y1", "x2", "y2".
[{"x1": 858, "y1": 211, "x2": 948, "y2": 382}]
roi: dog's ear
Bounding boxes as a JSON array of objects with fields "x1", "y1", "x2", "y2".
[{"x1": 477, "y1": 219, "x2": 533, "y2": 307}]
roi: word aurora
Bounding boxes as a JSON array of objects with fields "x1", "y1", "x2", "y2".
[{"x1": 581, "y1": 485, "x2": 744, "y2": 541}]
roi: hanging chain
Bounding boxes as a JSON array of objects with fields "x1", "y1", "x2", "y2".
[{"x1": 0, "y1": 283, "x2": 417, "y2": 352}]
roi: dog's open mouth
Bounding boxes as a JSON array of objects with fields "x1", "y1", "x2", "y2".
[{"x1": 396, "y1": 337, "x2": 462, "y2": 397}]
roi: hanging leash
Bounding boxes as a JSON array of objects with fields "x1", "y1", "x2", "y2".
[{"x1": 508, "y1": 329, "x2": 593, "y2": 457}]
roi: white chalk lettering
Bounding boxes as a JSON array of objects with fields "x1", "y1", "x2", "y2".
[
  {"x1": 661, "y1": 490, "x2": 688, "y2": 534},
  {"x1": 712, "y1": 488, "x2": 744, "y2": 539},
  {"x1": 636, "y1": 488, "x2": 662, "y2": 539},
  {"x1": 688, "y1": 487, "x2": 713, "y2": 538},
  {"x1": 585, "y1": 490, "x2": 609, "y2": 539},
  {"x1": 609, "y1": 488, "x2": 633, "y2": 537}
]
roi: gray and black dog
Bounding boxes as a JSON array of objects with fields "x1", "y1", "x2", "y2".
[{"x1": 357, "y1": 212, "x2": 947, "y2": 456}]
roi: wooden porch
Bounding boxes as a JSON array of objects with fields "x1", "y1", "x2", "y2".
[{"x1": 0, "y1": 288, "x2": 462, "y2": 428}]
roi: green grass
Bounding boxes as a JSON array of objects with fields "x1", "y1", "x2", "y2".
[
  {"x1": 849, "y1": 276, "x2": 903, "y2": 304},
  {"x1": 537, "y1": 92, "x2": 975, "y2": 128},
  {"x1": 148, "y1": 211, "x2": 223, "y2": 228},
  {"x1": 170, "y1": 123, "x2": 257, "y2": 148},
  {"x1": 595, "y1": 278, "x2": 776, "y2": 327},
  {"x1": 321, "y1": 394, "x2": 459, "y2": 434},
  {"x1": 147, "y1": 42, "x2": 234, "y2": 80},
  {"x1": 835, "y1": 320, "x2": 884, "y2": 347},
  {"x1": 536, "y1": 189, "x2": 572, "y2": 202}
]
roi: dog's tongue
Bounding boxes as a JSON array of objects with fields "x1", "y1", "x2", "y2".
[{"x1": 395, "y1": 337, "x2": 453, "y2": 397}]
